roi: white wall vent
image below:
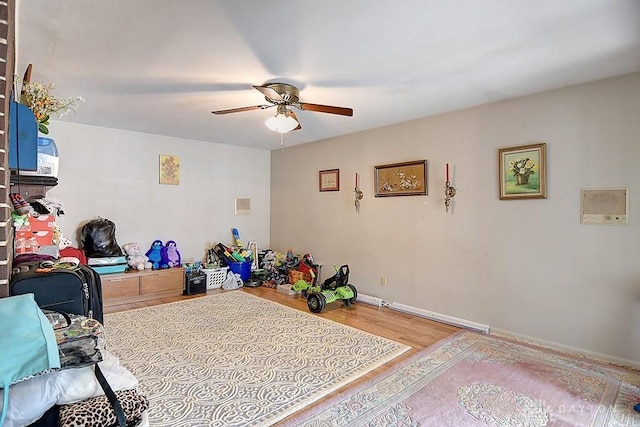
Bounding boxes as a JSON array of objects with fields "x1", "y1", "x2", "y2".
[
  {"x1": 235, "y1": 198, "x2": 251, "y2": 215},
  {"x1": 581, "y1": 188, "x2": 628, "y2": 225}
]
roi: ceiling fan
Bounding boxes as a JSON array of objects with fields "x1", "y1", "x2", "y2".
[{"x1": 211, "y1": 83, "x2": 353, "y2": 133}]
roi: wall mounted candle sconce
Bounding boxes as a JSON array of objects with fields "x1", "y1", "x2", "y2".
[
  {"x1": 354, "y1": 173, "x2": 363, "y2": 213},
  {"x1": 444, "y1": 163, "x2": 456, "y2": 212}
]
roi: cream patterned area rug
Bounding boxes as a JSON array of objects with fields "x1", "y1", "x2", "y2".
[
  {"x1": 104, "y1": 291, "x2": 409, "y2": 426},
  {"x1": 284, "y1": 330, "x2": 640, "y2": 426}
]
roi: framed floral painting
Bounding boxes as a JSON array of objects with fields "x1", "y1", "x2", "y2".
[
  {"x1": 374, "y1": 160, "x2": 427, "y2": 197},
  {"x1": 498, "y1": 143, "x2": 546, "y2": 200},
  {"x1": 159, "y1": 154, "x2": 180, "y2": 185}
]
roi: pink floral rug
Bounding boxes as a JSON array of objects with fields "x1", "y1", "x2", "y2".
[{"x1": 285, "y1": 330, "x2": 640, "y2": 426}]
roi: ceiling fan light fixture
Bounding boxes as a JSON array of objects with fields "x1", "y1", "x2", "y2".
[{"x1": 265, "y1": 106, "x2": 299, "y2": 133}]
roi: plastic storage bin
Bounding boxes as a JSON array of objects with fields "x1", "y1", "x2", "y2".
[
  {"x1": 202, "y1": 267, "x2": 229, "y2": 289},
  {"x1": 20, "y1": 137, "x2": 59, "y2": 177},
  {"x1": 227, "y1": 261, "x2": 251, "y2": 281}
]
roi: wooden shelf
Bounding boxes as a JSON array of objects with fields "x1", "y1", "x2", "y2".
[{"x1": 9, "y1": 173, "x2": 58, "y2": 200}]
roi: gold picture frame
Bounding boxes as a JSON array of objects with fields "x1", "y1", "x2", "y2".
[
  {"x1": 374, "y1": 160, "x2": 427, "y2": 197},
  {"x1": 159, "y1": 154, "x2": 180, "y2": 185},
  {"x1": 319, "y1": 169, "x2": 340, "y2": 192},
  {"x1": 498, "y1": 143, "x2": 547, "y2": 200}
]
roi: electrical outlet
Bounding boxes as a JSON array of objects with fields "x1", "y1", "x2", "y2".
[{"x1": 381, "y1": 276, "x2": 387, "y2": 286}]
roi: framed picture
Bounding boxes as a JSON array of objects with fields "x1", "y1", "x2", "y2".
[
  {"x1": 319, "y1": 169, "x2": 340, "y2": 192},
  {"x1": 159, "y1": 154, "x2": 180, "y2": 185},
  {"x1": 374, "y1": 160, "x2": 427, "y2": 197},
  {"x1": 498, "y1": 143, "x2": 546, "y2": 200}
]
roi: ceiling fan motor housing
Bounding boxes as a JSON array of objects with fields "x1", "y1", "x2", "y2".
[{"x1": 264, "y1": 83, "x2": 299, "y2": 104}]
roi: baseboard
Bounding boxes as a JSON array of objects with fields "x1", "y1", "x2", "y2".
[
  {"x1": 490, "y1": 327, "x2": 640, "y2": 370},
  {"x1": 389, "y1": 301, "x2": 490, "y2": 333},
  {"x1": 356, "y1": 293, "x2": 489, "y2": 333},
  {"x1": 356, "y1": 293, "x2": 637, "y2": 369},
  {"x1": 356, "y1": 293, "x2": 383, "y2": 307}
]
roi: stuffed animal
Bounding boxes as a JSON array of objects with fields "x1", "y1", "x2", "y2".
[
  {"x1": 145, "y1": 240, "x2": 164, "y2": 269},
  {"x1": 11, "y1": 211, "x2": 29, "y2": 230},
  {"x1": 123, "y1": 242, "x2": 152, "y2": 271},
  {"x1": 161, "y1": 240, "x2": 181, "y2": 268}
]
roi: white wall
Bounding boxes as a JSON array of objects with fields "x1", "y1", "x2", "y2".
[
  {"x1": 270, "y1": 73, "x2": 640, "y2": 365},
  {"x1": 44, "y1": 122, "x2": 271, "y2": 264}
]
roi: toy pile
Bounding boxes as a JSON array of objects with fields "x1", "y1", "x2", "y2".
[
  {"x1": 210, "y1": 242, "x2": 253, "y2": 265},
  {"x1": 257, "y1": 249, "x2": 318, "y2": 289},
  {"x1": 258, "y1": 250, "x2": 288, "y2": 288},
  {"x1": 205, "y1": 233, "x2": 321, "y2": 292}
]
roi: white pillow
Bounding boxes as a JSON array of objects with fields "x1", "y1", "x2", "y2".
[
  {"x1": 55, "y1": 350, "x2": 139, "y2": 404},
  {"x1": 0, "y1": 350, "x2": 139, "y2": 426},
  {"x1": 0, "y1": 372, "x2": 60, "y2": 427}
]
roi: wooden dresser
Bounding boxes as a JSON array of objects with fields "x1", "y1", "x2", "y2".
[{"x1": 101, "y1": 268, "x2": 184, "y2": 307}]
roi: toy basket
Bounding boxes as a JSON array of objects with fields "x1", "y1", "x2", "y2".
[
  {"x1": 288, "y1": 269, "x2": 305, "y2": 284},
  {"x1": 202, "y1": 267, "x2": 229, "y2": 290}
]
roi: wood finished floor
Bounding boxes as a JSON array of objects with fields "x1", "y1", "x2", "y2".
[{"x1": 104, "y1": 286, "x2": 461, "y2": 422}]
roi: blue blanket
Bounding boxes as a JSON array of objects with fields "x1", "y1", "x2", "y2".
[{"x1": 0, "y1": 294, "x2": 60, "y2": 426}]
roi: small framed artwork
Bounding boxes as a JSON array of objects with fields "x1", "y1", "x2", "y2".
[
  {"x1": 159, "y1": 154, "x2": 180, "y2": 185},
  {"x1": 319, "y1": 169, "x2": 340, "y2": 192},
  {"x1": 498, "y1": 142, "x2": 546, "y2": 200},
  {"x1": 374, "y1": 160, "x2": 427, "y2": 197}
]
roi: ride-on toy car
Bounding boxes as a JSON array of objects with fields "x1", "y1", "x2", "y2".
[{"x1": 292, "y1": 264, "x2": 357, "y2": 313}]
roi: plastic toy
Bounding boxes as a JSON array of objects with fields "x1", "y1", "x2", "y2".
[
  {"x1": 291, "y1": 270, "x2": 320, "y2": 298},
  {"x1": 294, "y1": 264, "x2": 357, "y2": 313},
  {"x1": 183, "y1": 261, "x2": 202, "y2": 274},
  {"x1": 146, "y1": 240, "x2": 164, "y2": 269},
  {"x1": 162, "y1": 240, "x2": 181, "y2": 268},
  {"x1": 298, "y1": 253, "x2": 318, "y2": 280},
  {"x1": 232, "y1": 228, "x2": 243, "y2": 248}
]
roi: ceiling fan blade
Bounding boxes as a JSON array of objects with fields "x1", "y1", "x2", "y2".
[
  {"x1": 289, "y1": 110, "x2": 302, "y2": 131},
  {"x1": 253, "y1": 85, "x2": 284, "y2": 102},
  {"x1": 299, "y1": 103, "x2": 353, "y2": 116},
  {"x1": 211, "y1": 105, "x2": 270, "y2": 115}
]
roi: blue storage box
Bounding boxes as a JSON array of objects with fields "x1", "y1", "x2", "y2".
[
  {"x1": 91, "y1": 264, "x2": 127, "y2": 275},
  {"x1": 87, "y1": 256, "x2": 127, "y2": 266}
]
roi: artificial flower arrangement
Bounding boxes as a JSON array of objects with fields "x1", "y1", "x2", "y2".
[{"x1": 17, "y1": 78, "x2": 84, "y2": 134}]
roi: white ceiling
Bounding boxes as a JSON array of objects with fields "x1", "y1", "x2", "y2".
[{"x1": 15, "y1": 0, "x2": 640, "y2": 150}]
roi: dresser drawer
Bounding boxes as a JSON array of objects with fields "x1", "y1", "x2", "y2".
[
  {"x1": 102, "y1": 275, "x2": 140, "y2": 299},
  {"x1": 101, "y1": 268, "x2": 184, "y2": 308},
  {"x1": 141, "y1": 269, "x2": 183, "y2": 295}
]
